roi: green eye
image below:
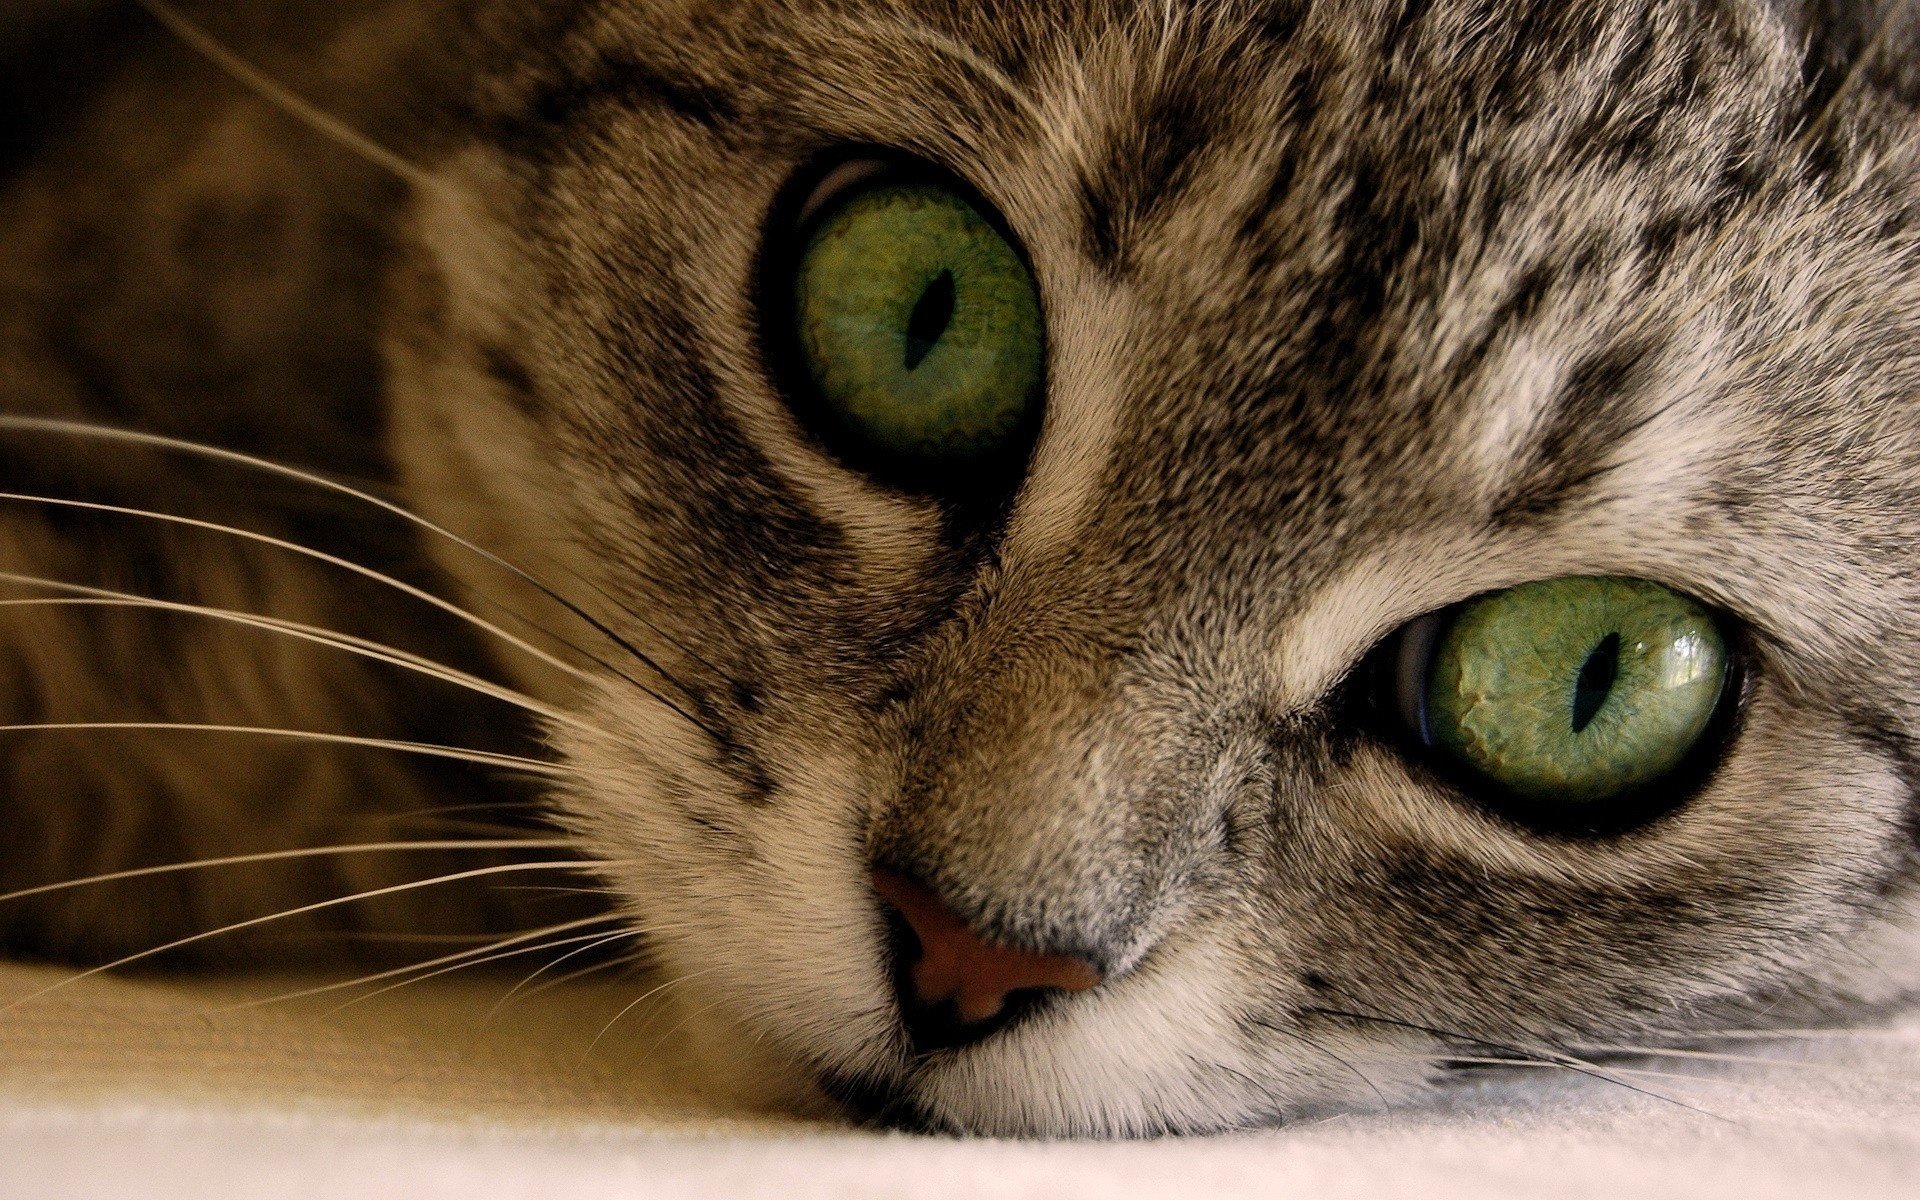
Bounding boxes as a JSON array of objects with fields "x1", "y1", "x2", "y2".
[
  {"x1": 780, "y1": 170, "x2": 1044, "y2": 483},
  {"x1": 1396, "y1": 577, "x2": 1731, "y2": 817}
]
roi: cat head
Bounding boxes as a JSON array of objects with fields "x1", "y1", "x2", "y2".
[{"x1": 385, "y1": 0, "x2": 1920, "y2": 1134}]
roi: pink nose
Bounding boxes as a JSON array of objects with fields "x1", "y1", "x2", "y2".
[{"x1": 872, "y1": 868, "x2": 1102, "y2": 1046}]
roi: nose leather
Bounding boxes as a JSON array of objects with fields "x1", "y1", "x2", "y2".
[{"x1": 872, "y1": 868, "x2": 1103, "y2": 1030}]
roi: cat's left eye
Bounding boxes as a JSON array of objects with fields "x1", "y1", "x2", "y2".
[
  {"x1": 760, "y1": 155, "x2": 1045, "y2": 496},
  {"x1": 1376, "y1": 576, "x2": 1735, "y2": 832}
]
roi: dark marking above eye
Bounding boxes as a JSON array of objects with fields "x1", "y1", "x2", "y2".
[
  {"x1": 1488, "y1": 334, "x2": 1668, "y2": 527},
  {"x1": 904, "y1": 269, "x2": 956, "y2": 371},
  {"x1": 1571, "y1": 632, "x2": 1621, "y2": 734},
  {"x1": 522, "y1": 61, "x2": 736, "y2": 137}
]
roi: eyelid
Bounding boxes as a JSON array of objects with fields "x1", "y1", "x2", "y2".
[{"x1": 794, "y1": 158, "x2": 893, "y2": 227}]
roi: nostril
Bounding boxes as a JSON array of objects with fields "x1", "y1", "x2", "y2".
[{"x1": 871, "y1": 867, "x2": 1103, "y2": 1052}]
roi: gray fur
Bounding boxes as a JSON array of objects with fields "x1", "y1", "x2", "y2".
[{"x1": 2, "y1": 0, "x2": 1919, "y2": 1135}]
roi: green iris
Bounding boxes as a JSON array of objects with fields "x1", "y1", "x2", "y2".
[
  {"x1": 792, "y1": 182, "x2": 1043, "y2": 470},
  {"x1": 1423, "y1": 577, "x2": 1728, "y2": 804}
]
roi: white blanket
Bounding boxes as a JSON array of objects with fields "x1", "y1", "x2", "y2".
[{"x1": 1, "y1": 963, "x2": 1915, "y2": 1199}]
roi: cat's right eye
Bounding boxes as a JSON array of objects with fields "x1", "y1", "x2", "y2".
[
  {"x1": 761, "y1": 156, "x2": 1046, "y2": 496},
  {"x1": 1375, "y1": 576, "x2": 1735, "y2": 834}
]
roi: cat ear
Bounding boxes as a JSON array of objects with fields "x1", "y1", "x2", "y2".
[{"x1": 1777, "y1": 1, "x2": 1920, "y2": 106}]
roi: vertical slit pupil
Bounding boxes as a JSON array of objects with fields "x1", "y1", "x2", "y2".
[
  {"x1": 1571, "y1": 632, "x2": 1621, "y2": 734},
  {"x1": 904, "y1": 269, "x2": 956, "y2": 371}
]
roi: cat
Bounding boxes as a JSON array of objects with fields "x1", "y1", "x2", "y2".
[{"x1": 1, "y1": 0, "x2": 1919, "y2": 1138}]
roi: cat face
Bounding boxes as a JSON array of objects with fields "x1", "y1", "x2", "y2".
[{"x1": 386, "y1": 0, "x2": 1920, "y2": 1134}]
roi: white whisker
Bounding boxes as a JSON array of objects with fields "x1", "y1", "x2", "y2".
[
  {"x1": 0, "y1": 579, "x2": 589, "y2": 731},
  {"x1": 1445, "y1": 1056, "x2": 1841, "y2": 1097},
  {"x1": 225, "y1": 917, "x2": 624, "y2": 1012},
  {"x1": 582, "y1": 965, "x2": 727, "y2": 1062},
  {"x1": 262, "y1": 930, "x2": 529, "y2": 946},
  {"x1": 638, "y1": 991, "x2": 737, "y2": 1062},
  {"x1": 510, "y1": 955, "x2": 633, "y2": 1003},
  {"x1": 0, "y1": 490, "x2": 598, "y2": 687},
  {"x1": 0, "y1": 416, "x2": 713, "y2": 725},
  {"x1": 0, "y1": 837, "x2": 577, "y2": 906},
  {"x1": 373, "y1": 814, "x2": 558, "y2": 841},
  {"x1": 318, "y1": 927, "x2": 631, "y2": 1019},
  {"x1": 373, "y1": 798, "x2": 547, "y2": 823},
  {"x1": 482, "y1": 930, "x2": 635, "y2": 1024},
  {"x1": 487, "y1": 884, "x2": 623, "y2": 897},
  {"x1": 1568, "y1": 1042, "x2": 1920, "y2": 1080},
  {"x1": 1639, "y1": 1027, "x2": 1920, "y2": 1042},
  {"x1": 1311, "y1": 1007, "x2": 1724, "y2": 1119},
  {"x1": 0, "y1": 721, "x2": 574, "y2": 777},
  {"x1": 129, "y1": 0, "x2": 444, "y2": 194},
  {"x1": 0, "y1": 859, "x2": 610, "y2": 1013}
]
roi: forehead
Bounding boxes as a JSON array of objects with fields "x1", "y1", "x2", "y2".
[
  {"x1": 555, "y1": 0, "x2": 1867, "y2": 665},
  {"x1": 841, "y1": 4, "x2": 1794, "y2": 568}
]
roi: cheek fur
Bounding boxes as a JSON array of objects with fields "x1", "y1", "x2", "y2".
[{"x1": 554, "y1": 689, "x2": 906, "y2": 1079}]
